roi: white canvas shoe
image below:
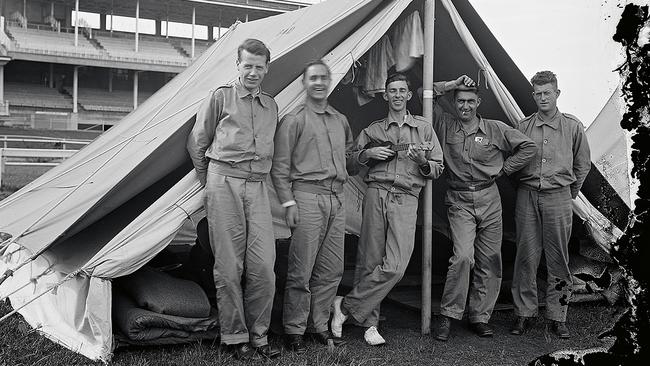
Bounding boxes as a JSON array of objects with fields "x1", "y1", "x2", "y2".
[
  {"x1": 364, "y1": 326, "x2": 386, "y2": 346},
  {"x1": 330, "y1": 296, "x2": 348, "y2": 338}
]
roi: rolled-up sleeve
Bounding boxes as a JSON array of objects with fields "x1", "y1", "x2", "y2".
[
  {"x1": 187, "y1": 89, "x2": 221, "y2": 185},
  {"x1": 571, "y1": 123, "x2": 591, "y2": 198},
  {"x1": 353, "y1": 129, "x2": 373, "y2": 166},
  {"x1": 421, "y1": 124, "x2": 444, "y2": 179},
  {"x1": 501, "y1": 127, "x2": 537, "y2": 176},
  {"x1": 271, "y1": 114, "x2": 298, "y2": 205}
]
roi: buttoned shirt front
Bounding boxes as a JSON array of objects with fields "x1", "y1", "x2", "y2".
[
  {"x1": 432, "y1": 104, "x2": 537, "y2": 188},
  {"x1": 187, "y1": 80, "x2": 278, "y2": 182},
  {"x1": 271, "y1": 101, "x2": 354, "y2": 204},
  {"x1": 355, "y1": 113, "x2": 444, "y2": 196},
  {"x1": 515, "y1": 109, "x2": 591, "y2": 197}
]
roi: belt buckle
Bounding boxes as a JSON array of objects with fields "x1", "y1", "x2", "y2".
[{"x1": 468, "y1": 185, "x2": 476, "y2": 191}]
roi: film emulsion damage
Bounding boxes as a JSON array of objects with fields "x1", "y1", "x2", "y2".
[{"x1": 532, "y1": 4, "x2": 650, "y2": 366}]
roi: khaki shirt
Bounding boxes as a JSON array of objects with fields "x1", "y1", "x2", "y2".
[
  {"x1": 515, "y1": 109, "x2": 591, "y2": 198},
  {"x1": 432, "y1": 104, "x2": 537, "y2": 188},
  {"x1": 271, "y1": 101, "x2": 355, "y2": 204},
  {"x1": 355, "y1": 113, "x2": 444, "y2": 196},
  {"x1": 187, "y1": 80, "x2": 278, "y2": 183}
]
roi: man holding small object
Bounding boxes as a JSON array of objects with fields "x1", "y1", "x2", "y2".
[{"x1": 330, "y1": 72, "x2": 444, "y2": 346}]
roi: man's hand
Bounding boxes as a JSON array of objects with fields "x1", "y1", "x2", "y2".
[
  {"x1": 362, "y1": 147, "x2": 395, "y2": 161},
  {"x1": 285, "y1": 205, "x2": 300, "y2": 229},
  {"x1": 454, "y1": 75, "x2": 476, "y2": 89},
  {"x1": 406, "y1": 145, "x2": 427, "y2": 165}
]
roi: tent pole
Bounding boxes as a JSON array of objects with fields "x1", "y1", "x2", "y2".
[{"x1": 421, "y1": 0, "x2": 435, "y2": 335}]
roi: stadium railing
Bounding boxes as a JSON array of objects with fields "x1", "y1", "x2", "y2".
[{"x1": 0, "y1": 147, "x2": 78, "y2": 188}]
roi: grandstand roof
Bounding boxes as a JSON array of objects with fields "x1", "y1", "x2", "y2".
[{"x1": 49, "y1": 0, "x2": 310, "y2": 26}]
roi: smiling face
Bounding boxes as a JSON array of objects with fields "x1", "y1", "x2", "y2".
[
  {"x1": 455, "y1": 90, "x2": 481, "y2": 123},
  {"x1": 236, "y1": 49, "x2": 269, "y2": 92},
  {"x1": 303, "y1": 64, "x2": 330, "y2": 102},
  {"x1": 532, "y1": 83, "x2": 560, "y2": 114},
  {"x1": 383, "y1": 80, "x2": 412, "y2": 113}
]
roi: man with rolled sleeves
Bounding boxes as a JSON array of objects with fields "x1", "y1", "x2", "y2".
[
  {"x1": 432, "y1": 84, "x2": 538, "y2": 341},
  {"x1": 510, "y1": 71, "x2": 591, "y2": 339},
  {"x1": 271, "y1": 60, "x2": 354, "y2": 353},
  {"x1": 330, "y1": 73, "x2": 444, "y2": 346},
  {"x1": 186, "y1": 38, "x2": 280, "y2": 360}
]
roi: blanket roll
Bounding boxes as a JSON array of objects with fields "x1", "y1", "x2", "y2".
[
  {"x1": 113, "y1": 289, "x2": 219, "y2": 343},
  {"x1": 119, "y1": 266, "x2": 211, "y2": 318}
]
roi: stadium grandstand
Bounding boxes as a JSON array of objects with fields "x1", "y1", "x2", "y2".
[{"x1": 0, "y1": 0, "x2": 313, "y2": 130}]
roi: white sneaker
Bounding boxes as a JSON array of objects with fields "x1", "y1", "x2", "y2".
[
  {"x1": 330, "y1": 296, "x2": 348, "y2": 338},
  {"x1": 364, "y1": 326, "x2": 386, "y2": 346}
]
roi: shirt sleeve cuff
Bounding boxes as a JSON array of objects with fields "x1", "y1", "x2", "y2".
[{"x1": 282, "y1": 200, "x2": 297, "y2": 208}]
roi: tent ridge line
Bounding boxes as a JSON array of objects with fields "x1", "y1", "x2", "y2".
[{"x1": 265, "y1": 1, "x2": 385, "y2": 64}]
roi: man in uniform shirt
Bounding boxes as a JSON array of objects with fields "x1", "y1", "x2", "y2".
[
  {"x1": 330, "y1": 73, "x2": 444, "y2": 346},
  {"x1": 186, "y1": 38, "x2": 280, "y2": 360},
  {"x1": 510, "y1": 71, "x2": 591, "y2": 339},
  {"x1": 271, "y1": 60, "x2": 354, "y2": 352},
  {"x1": 432, "y1": 85, "x2": 537, "y2": 341}
]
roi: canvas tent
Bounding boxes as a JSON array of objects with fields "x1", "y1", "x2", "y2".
[
  {"x1": 586, "y1": 86, "x2": 634, "y2": 209},
  {"x1": 0, "y1": 0, "x2": 627, "y2": 361}
]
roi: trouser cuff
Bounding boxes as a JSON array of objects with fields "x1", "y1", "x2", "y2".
[
  {"x1": 514, "y1": 310, "x2": 537, "y2": 318},
  {"x1": 468, "y1": 315, "x2": 491, "y2": 323},
  {"x1": 440, "y1": 309, "x2": 463, "y2": 321},
  {"x1": 221, "y1": 333, "x2": 250, "y2": 345},
  {"x1": 306, "y1": 326, "x2": 329, "y2": 334},
  {"x1": 545, "y1": 312, "x2": 568, "y2": 323},
  {"x1": 250, "y1": 336, "x2": 268, "y2": 348}
]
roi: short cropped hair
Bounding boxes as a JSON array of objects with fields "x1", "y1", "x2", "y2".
[
  {"x1": 454, "y1": 86, "x2": 480, "y2": 99},
  {"x1": 237, "y1": 38, "x2": 271, "y2": 63},
  {"x1": 302, "y1": 60, "x2": 331, "y2": 79},
  {"x1": 530, "y1": 71, "x2": 558, "y2": 88},
  {"x1": 385, "y1": 73, "x2": 411, "y2": 91}
]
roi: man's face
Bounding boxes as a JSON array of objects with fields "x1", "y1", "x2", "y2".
[
  {"x1": 532, "y1": 83, "x2": 560, "y2": 114},
  {"x1": 303, "y1": 64, "x2": 330, "y2": 102},
  {"x1": 455, "y1": 90, "x2": 481, "y2": 123},
  {"x1": 383, "y1": 80, "x2": 412, "y2": 112},
  {"x1": 237, "y1": 49, "x2": 268, "y2": 92}
]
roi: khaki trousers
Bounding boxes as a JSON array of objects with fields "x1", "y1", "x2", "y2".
[
  {"x1": 283, "y1": 190, "x2": 345, "y2": 335},
  {"x1": 511, "y1": 186, "x2": 573, "y2": 322},
  {"x1": 343, "y1": 187, "x2": 418, "y2": 327},
  {"x1": 440, "y1": 184, "x2": 503, "y2": 323},
  {"x1": 205, "y1": 170, "x2": 276, "y2": 347}
]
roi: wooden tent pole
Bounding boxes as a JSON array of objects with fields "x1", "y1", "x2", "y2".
[{"x1": 421, "y1": 0, "x2": 435, "y2": 335}]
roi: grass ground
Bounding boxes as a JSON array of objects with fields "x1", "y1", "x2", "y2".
[
  {"x1": 0, "y1": 154, "x2": 627, "y2": 366},
  {"x1": 0, "y1": 299, "x2": 623, "y2": 366}
]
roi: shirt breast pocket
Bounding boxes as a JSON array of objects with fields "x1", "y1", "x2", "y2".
[
  {"x1": 445, "y1": 134, "x2": 465, "y2": 162},
  {"x1": 471, "y1": 140, "x2": 499, "y2": 163}
]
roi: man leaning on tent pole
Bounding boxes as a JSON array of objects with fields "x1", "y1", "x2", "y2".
[
  {"x1": 432, "y1": 84, "x2": 538, "y2": 341},
  {"x1": 331, "y1": 72, "x2": 453, "y2": 346},
  {"x1": 186, "y1": 38, "x2": 281, "y2": 360},
  {"x1": 510, "y1": 71, "x2": 591, "y2": 339},
  {"x1": 271, "y1": 60, "x2": 354, "y2": 353}
]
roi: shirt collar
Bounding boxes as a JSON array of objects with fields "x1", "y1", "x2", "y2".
[
  {"x1": 305, "y1": 99, "x2": 336, "y2": 115},
  {"x1": 385, "y1": 111, "x2": 417, "y2": 130},
  {"x1": 234, "y1": 79, "x2": 270, "y2": 108},
  {"x1": 534, "y1": 108, "x2": 560, "y2": 129},
  {"x1": 454, "y1": 115, "x2": 485, "y2": 135}
]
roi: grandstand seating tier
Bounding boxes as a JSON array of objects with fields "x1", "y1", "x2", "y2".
[
  {"x1": 4, "y1": 83, "x2": 73, "y2": 110},
  {"x1": 6, "y1": 25, "x2": 102, "y2": 57}
]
